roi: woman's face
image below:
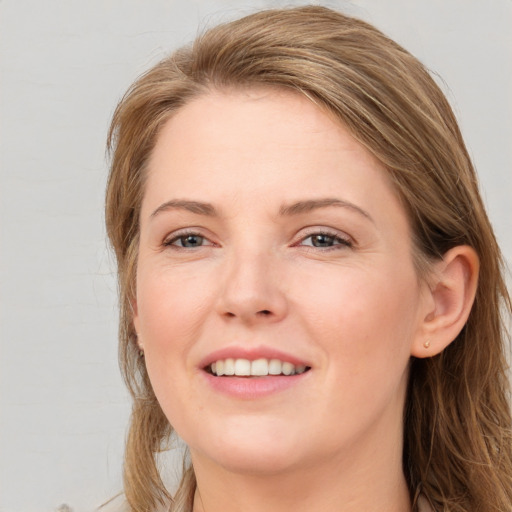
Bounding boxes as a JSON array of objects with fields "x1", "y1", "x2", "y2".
[{"x1": 134, "y1": 88, "x2": 431, "y2": 475}]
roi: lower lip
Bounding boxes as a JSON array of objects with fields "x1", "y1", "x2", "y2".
[{"x1": 201, "y1": 371, "x2": 309, "y2": 399}]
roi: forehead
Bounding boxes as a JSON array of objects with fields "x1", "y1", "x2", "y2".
[{"x1": 142, "y1": 87, "x2": 405, "y2": 228}]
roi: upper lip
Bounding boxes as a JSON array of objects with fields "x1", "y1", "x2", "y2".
[{"x1": 198, "y1": 346, "x2": 311, "y2": 370}]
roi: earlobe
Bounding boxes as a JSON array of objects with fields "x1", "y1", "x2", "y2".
[{"x1": 411, "y1": 245, "x2": 479, "y2": 358}]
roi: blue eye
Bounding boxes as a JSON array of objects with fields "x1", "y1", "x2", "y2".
[
  {"x1": 177, "y1": 235, "x2": 204, "y2": 247},
  {"x1": 301, "y1": 232, "x2": 351, "y2": 248},
  {"x1": 165, "y1": 233, "x2": 210, "y2": 248},
  {"x1": 308, "y1": 234, "x2": 336, "y2": 247}
]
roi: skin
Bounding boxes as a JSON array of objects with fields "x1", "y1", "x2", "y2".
[{"x1": 133, "y1": 88, "x2": 473, "y2": 512}]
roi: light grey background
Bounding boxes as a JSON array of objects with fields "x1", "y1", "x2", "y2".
[{"x1": 1, "y1": 1, "x2": 510, "y2": 511}]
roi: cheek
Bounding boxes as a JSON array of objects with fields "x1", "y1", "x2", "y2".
[
  {"x1": 298, "y1": 264, "x2": 418, "y2": 381},
  {"x1": 135, "y1": 267, "x2": 216, "y2": 434},
  {"x1": 136, "y1": 264, "x2": 214, "y2": 348},
  {"x1": 134, "y1": 266, "x2": 215, "y2": 411},
  {"x1": 297, "y1": 270, "x2": 416, "y2": 441}
]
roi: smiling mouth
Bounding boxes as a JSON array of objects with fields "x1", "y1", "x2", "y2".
[{"x1": 205, "y1": 358, "x2": 311, "y2": 377}]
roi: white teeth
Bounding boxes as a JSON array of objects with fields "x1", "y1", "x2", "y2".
[
  {"x1": 234, "y1": 358, "x2": 251, "y2": 376},
  {"x1": 224, "y1": 358, "x2": 235, "y2": 375},
  {"x1": 209, "y1": 358, "x2": 308, "y2": 377},
  {"x1": 282, "y1": 362, "x2": 294, "y2": 376},
  {"x1": 251, "y1": 358, "x2": 268, "y2": 376},
  {"x1": 268, "y1": 359, "x2": 282, "y2": 375}
]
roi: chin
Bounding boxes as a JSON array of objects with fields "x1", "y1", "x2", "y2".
[{"x1": 188, "y1": 417, "x2": 307, "y2": 475}]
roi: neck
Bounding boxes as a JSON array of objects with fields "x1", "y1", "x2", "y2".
[{"x1": 191, "y1": 436, "x2": 411, "y2": 512}]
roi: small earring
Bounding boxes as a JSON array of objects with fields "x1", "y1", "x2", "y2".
[{"x1": 423, "y1": 339, "x2": 431, "y2": 349}]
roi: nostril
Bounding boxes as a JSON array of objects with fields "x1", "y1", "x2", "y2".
[{"x1": 258, "y1": 310, "x2": 272, "y2": 316}]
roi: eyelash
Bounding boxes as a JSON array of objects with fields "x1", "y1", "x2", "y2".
[
  {"x1": 163, "y1": 230, "x2": 214, "y2": 249},
  {"x1": 295, "y1": 230, "x2": 353, "y2": 251},
  {"x1": 163, "y1": 228, "x2": 353, "y2": 251}
]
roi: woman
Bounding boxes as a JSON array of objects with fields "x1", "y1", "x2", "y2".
[{"x1": 105, "y1": 6, "x2": 512, "y2": 512}]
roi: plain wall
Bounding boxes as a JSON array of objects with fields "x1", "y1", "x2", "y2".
[{"x1": 1, "y1": 1, "x2": 510, "y2": 511}]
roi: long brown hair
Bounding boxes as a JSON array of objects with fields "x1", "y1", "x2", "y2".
[{"x1": 106, "y1": 6, "x2": 511, "y2": 511}]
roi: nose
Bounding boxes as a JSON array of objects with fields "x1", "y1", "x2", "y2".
[{"x1": 216, "y1": 248, "x2": 288, "y2": 325}]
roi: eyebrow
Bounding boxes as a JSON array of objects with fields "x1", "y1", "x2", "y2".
[
  {"x1": 150, "y1": 200, "x2": 218, "y2": 218},
  {"x1": 279, "y1": 198, "x2": 373, "y2": 222},
  {"x1": 150, "y1": 197, "x2": 373, "y2": 222}
]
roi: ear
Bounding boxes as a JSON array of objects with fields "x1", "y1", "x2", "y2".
[{"x1": 411, "y1": 245, "x2": 479, "y2": 358}]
